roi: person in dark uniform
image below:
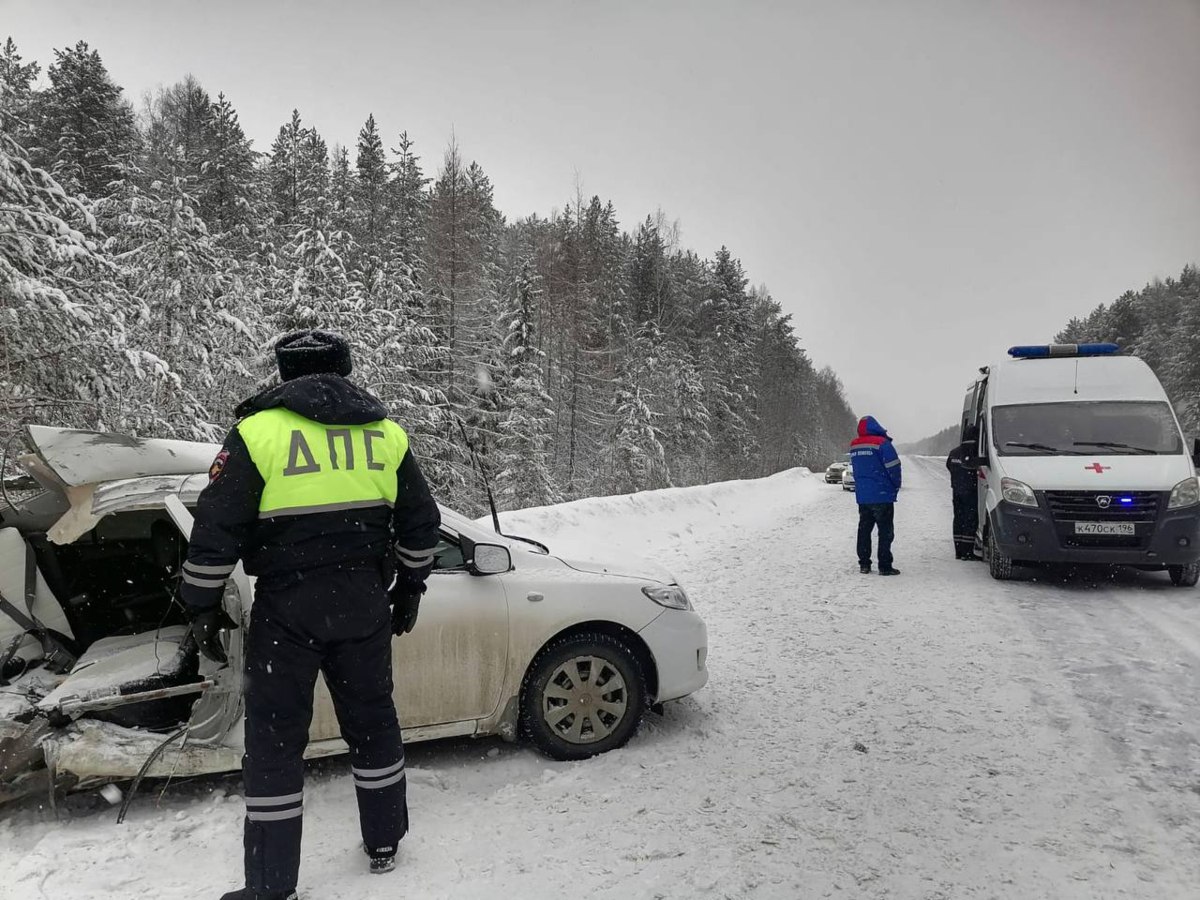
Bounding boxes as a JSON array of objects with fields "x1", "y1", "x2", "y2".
[
  {"x1": 180, "y1": 330, "x2": 441, "y2": 900},
  {"x1": 946, "y1": 426, "x2": 980, "y2": 560}
]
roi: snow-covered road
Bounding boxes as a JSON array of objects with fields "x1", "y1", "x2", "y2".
[{"x1": 3, "y1": 461, "x2": 1199, "y2": 899}]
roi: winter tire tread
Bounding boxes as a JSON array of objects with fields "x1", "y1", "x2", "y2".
[
  {"x1": 987, "y1": 525, "x2": 1015, "y2": 581},
  {"x1": 1168, "y1": 562, "x2": 1200, "y2": 587},
  {"x1": 520, "y1": 631, "x2": 647, "y2": 761}
]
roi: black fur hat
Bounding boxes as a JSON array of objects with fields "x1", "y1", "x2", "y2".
[{"x1": 274, "y1": 330, "x2": 353, "y2": 381}]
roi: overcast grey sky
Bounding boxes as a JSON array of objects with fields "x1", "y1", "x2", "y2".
[{"x1": 6, "y1": 0, "x2": 1199, "y2": 439}]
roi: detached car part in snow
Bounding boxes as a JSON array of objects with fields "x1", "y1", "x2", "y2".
[{"x1": 0, "y1": 426, "x2": 708, "y2": 806}]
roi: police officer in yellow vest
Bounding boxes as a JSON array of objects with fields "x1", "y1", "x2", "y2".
[{"x1": 180, "y1": 330, "x2": 441, "y2": 900}]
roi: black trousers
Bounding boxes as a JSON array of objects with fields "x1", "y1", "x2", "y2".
[
  {"x1": 857, "y1": 503, "x2": 895, "y2": 569},
  {"x1": 242, "y1": 566, "x2": 406, "y2": 893},
  {"x1": 952, "y1": 490, "x2": 978, "y2": 558}
]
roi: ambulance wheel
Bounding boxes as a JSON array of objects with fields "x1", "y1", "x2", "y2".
[
  {"x1": 1168, "y1": 563, "x2": 1200, "y2": 587},
  {"x1": 521, "y1": 632, "x2": 646, "y2": 761},
  {"x1": 987, "y1": 528, "x2": 1015, "y2": 581}
]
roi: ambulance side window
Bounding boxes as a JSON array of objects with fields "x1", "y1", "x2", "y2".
[{"x1": 961, "y1": 385, "x2": 977, "y2": 438}]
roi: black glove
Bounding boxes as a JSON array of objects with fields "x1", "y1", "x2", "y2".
[
  {"x1": 189, "y1": 607, "x2": 239, "y2": 664},
  {"x1": 389, "y1": 590, "x2": 422, "y2": 636}
]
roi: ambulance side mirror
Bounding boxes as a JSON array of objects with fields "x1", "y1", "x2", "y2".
[{"x1": 1192, "y1": 438, "x2": 1200, "y2": 470}]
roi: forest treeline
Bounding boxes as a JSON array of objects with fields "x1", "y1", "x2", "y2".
[
  {"x1": 1058, "y1": 264, "x2": 1200, "y2": 436},
  {"x1": 0, "y1": 38, "x2": 856, "y2": 513}
]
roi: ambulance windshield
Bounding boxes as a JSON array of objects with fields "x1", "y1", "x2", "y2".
[{"x1": 992, "y1": 401, "x2": 1183, "y2": 456}]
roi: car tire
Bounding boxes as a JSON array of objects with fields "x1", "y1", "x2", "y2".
[
  {"x1": 521, "y1": 632, "x2": 646, "y2": 761},
  {"x1": 1168, "y1": 563, "x2": 1200, "y2": 587},
  {"x1": 987, "y1": 527, "x2": 1015, "y2": 581}
]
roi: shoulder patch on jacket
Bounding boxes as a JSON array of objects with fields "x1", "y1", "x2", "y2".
[{"x1": 209, "y1": 450, "x2": 230, "y2": 483}]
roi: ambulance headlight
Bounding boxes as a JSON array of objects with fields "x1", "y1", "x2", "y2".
[
  {"x1": 1001, "y1": 478, "x2": 1038, "y2": 508},
  {"x1": 1168, "y1": 477, "x2": 1200, "y2": 509}
]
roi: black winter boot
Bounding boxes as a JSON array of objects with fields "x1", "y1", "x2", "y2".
[
  {"x1": 859, "y1": 563, "x2": 872, "y2": 575},
  {"x1": 879, "y1": 567, "x2": 901, "y2": 576},
  {"x1": 366, "y1": 844, "x2": 397, "y2": 874},
  {"x1": 219, "y1": 889, "x2": 298, "y2": 900}
]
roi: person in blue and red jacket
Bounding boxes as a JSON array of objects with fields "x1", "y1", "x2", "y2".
[{"x1": 849, "y1": 415, "x2": 902, "y2": 575}]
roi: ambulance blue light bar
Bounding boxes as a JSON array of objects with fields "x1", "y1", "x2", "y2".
[{"x1": 1007, "y1": 343, "x2": 1121, "y2": 359}]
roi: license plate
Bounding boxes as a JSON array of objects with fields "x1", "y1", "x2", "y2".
[{"x1": 1073, "y1": 522, "x2": 1135, "y2": 536}]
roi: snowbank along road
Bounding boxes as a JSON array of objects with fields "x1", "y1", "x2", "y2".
[{"x1": 3, "y1": 458, "x2": 1199, "y2": 899}]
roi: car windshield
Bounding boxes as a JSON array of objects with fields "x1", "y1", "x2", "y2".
[{"x1": 992, "y1": 401, "x2": 1183, "y2": 456}]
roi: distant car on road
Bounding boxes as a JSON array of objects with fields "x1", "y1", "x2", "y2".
[
  {"x1": 841, "y1": 466, "x2": 856, "y2": 492},
  {"x1": 825, "y1": 462, "x2": 848, "y2": 484}
]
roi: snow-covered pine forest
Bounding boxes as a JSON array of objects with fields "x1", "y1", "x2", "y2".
[
  {"x1": 1057, "y1": 264, "x2": 1200, "y2": 437},
  {"x1": 0, "y1": 39, "x2": 856, "y2": 513}
]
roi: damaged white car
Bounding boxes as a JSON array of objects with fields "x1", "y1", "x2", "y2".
[{"x1": 0, "y1": 427, "x2": 708, "y2": 806}]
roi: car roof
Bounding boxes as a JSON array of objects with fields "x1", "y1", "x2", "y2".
[{"x1": 987, "y1": 355, "x2": 1167, "y2": 406}]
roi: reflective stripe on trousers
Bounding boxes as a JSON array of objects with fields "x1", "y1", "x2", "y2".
[{"x1": 242, "y1": 566, "x2": 407, "y2": 892}]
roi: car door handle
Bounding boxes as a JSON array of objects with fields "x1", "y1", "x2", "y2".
[{"x1": 527, "y1": 592, "x2": 544, "y2": 602}]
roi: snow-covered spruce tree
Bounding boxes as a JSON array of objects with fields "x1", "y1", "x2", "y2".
[
  {"x1": 608, "y1": 323, "x2": 670, "y2": 494},
  {"x1": 355, "y1": 254, "x2": 452, "y2": 486},
  {"x1": 265, "y1": 221, "x2": 362, "y2": 340},
  {"x1": 30, "y1": 41, "x2": 138, "y2": 200},
  {"x1": 328, "y1": 145, "x2": 354, "y2": 234},
  {"x1": 492, "y1": 259, "x2": 561, "y2": 509},
  {"x1": 268, "y1": 110, "x2": 329, "y2": 228},
  {"x1": 259, "y1": 117, "x2": 362, "y2": 368},
  {"x1": 570, "y1": 198, "x2": 630, "y2": 495},
  {"x1": 425, "y1": 144, "x2": 503, "y2": 508},
  {"x1": 1162, "y1": 268, "x2": 1200, "y2": 434},
  {"x1": 352, "y1": 115, "x2": 389, "y2": 263},
  {"x1": 659, "y1": 345, "x2": 712, "y2": 486},
  {"x1": 700, "y1": 246, "x2": 758, "y2": 480},
  {"x1": 526, "y1": 195, "x2": 626, "y2": 499},
  {"x1": 203, "y1": 92, "x2": 259, "y2": 241},
  {"x1": 0, "y1": 38, "x2": 40, "y2": 149},
  {"x1": 141, "y1": 76, "x2": 213, "y2": 186},
  {"x1": 388, "y1": 131, "x2": 428, "y2": 275},
  {"x1": 92, "y1": 173, "x2": 257, "y2": 440},
  {"x1": 0, "y1": 106, "x2": 124, "y2": 447}
]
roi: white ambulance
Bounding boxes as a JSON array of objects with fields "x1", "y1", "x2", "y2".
[{"x1": 961, "y1": 344, "x2": 1200, "y2": 585}]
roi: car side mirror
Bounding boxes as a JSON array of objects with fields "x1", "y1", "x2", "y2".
[
  {"x1": 470, "y1": 542, "x2": 511, "y2": 576},
  {"x1": 967, "y1": 450, "x2": 989, "y2": 468},
  {"x1": 1193, "y1": 438, "x2": 1200, "y2": 470}
]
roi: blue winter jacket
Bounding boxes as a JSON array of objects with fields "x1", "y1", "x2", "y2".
[{"x1": 849, "y1": 416, "x2": 902, "y2": 505}]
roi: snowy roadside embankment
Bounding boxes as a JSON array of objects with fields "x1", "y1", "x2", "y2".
[{"x1": 494, "y1": 467, "x2": 822, "y2": 563}]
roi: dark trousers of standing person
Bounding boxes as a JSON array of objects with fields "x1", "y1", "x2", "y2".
[
  {"x1": 952, "y1": 490, "x2": 978, "y2": 559},
  {"x1": 857, "y1": 503, "x2": 895, "y2": 570},
  {"x1": 241, "y1": 566, "x2": 407, "y2": 894}
]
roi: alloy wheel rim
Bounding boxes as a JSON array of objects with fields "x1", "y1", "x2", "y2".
[{"x1": 542, "y1": 655, "x2": 629, "y2": 744}]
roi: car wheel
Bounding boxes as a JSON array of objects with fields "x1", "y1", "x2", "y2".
[
  {"x1": 521, "y1": 632, "x2": 646, "y2": 761},
  {"x1": 1168, "y1": 563, "x2": 1200, "y2": 587},
  {"x1": 987, "y1": 527, "x2": 1015, "y2": 581}
]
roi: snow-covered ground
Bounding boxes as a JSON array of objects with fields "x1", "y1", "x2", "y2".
[{"x1": 3, "y1": 460, "x2": 1200, "y2": 899}]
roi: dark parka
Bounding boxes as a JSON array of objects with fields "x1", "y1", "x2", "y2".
[{"x1": 179, "y1": 373, "x2": 441, "y2": 608}]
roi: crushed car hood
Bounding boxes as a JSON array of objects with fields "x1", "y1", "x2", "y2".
[{"x1": 24, "y1": 426, "x2": 221, "y2": 488}]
